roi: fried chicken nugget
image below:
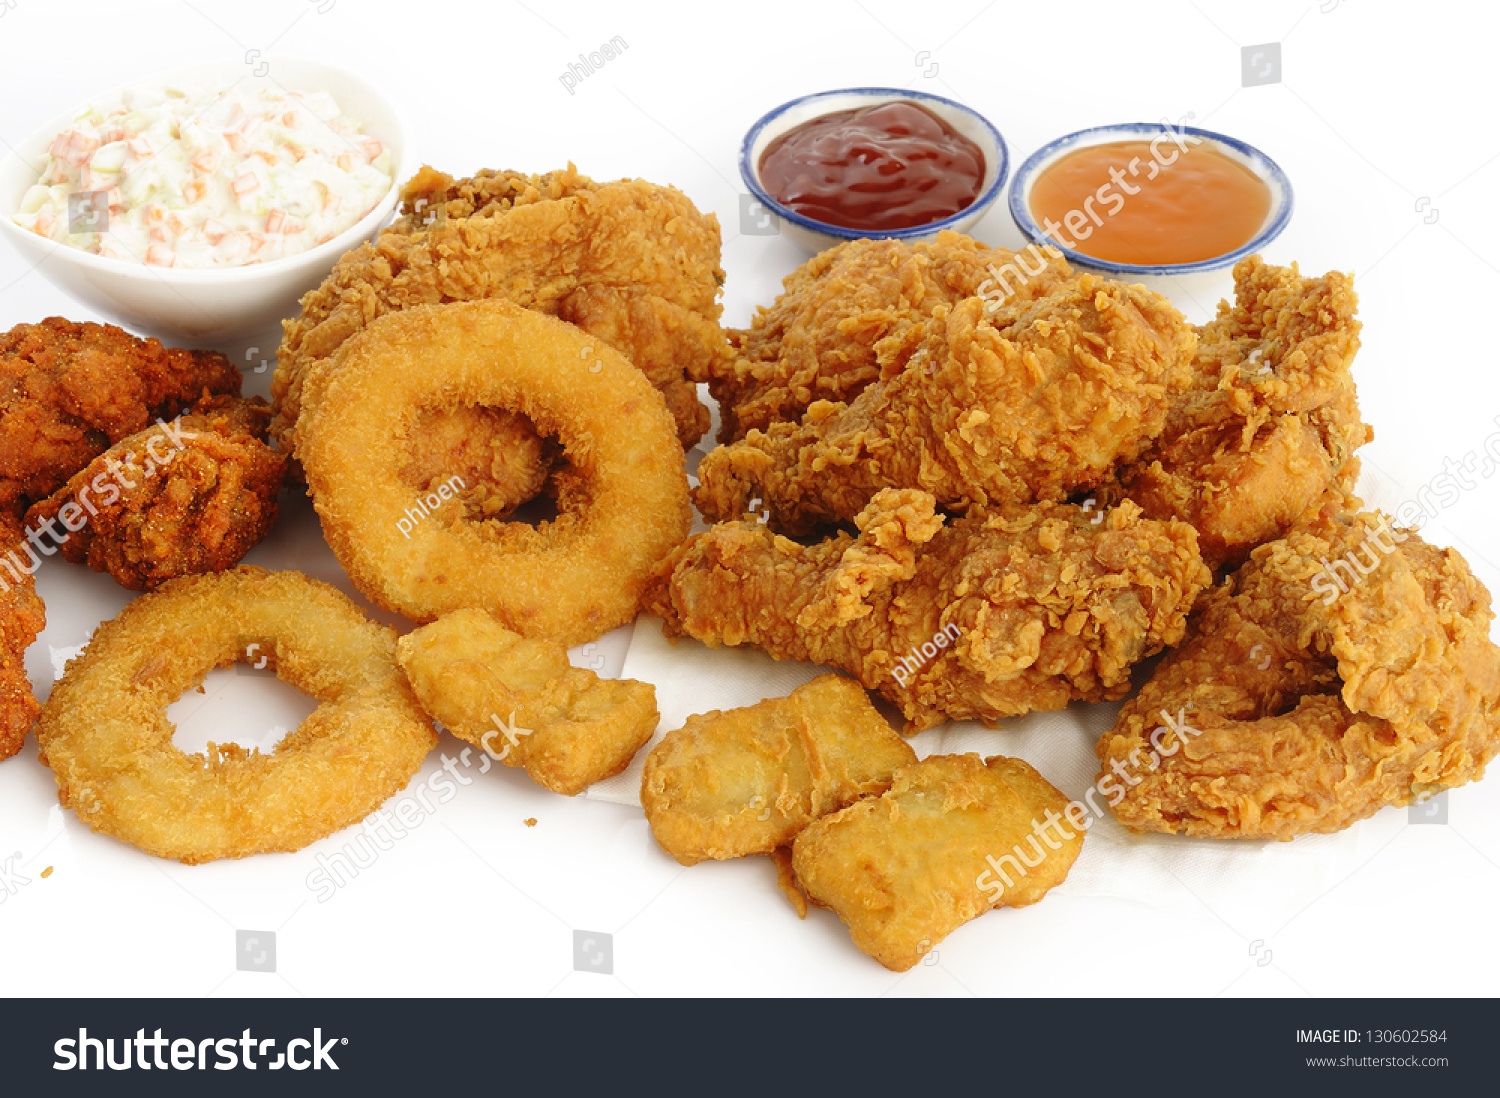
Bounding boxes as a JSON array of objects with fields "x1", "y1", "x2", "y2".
[
  {"x1": 791, "y1": 754, "x2": 1084, "y2": 971},
  {"x1": 0, "y1": 513, "x2": 46, "y2": 760},
  {"x1": 1100, "y1": 256, "x2": 1370, "y2": 570},
  {"x1": 397, "y1": 608, "x2": 658, "y2": 796},
  {"x1": 1099, "y1": 512, "x2": 1500, "y2": 839},
  {"x1": 25, "y1": 397, "x2": 286, "y2": 591},
  {"x1": 694, "y1": 276, "x2": 1196, "y2": 535},
  {"x1": 640, "y1": 675, "x2": 916, "y2": 865},
  {"x1": 646, "y1": 488, "x2": 1210, "y2": 731},
  {"x1": 0, "y1": 317, "x2": 240, "y2": 510}
]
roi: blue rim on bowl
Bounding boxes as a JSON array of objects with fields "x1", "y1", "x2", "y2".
[
  {"x1": 1007, "y1": 123, "x2": 1293, "y2": 276},
  {"x1": 739, "y1": 87, "x2": 1010, "y2": 242}
]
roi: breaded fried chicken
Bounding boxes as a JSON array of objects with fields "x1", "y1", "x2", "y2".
[
  {"x1": 694, "y1": 276, "x2": 1197, "y2": 535},
  {"x1": 701, "y1": 232, "x2": 1073, "y2": 441},
  {"x1": 0, "y1": 512, "x2": 46, "y2": 761},
  {"x1": 273, "y1": 167, "x2": 729, "y2": 493},
  {"x1": 25, "y1": 396, "x2": 287, "y2": 591},
  {"x1": 1098, "y1": 256, "x2": 1370, "y2": 570},
  {"x1": 1098, "y1": 511, "x2": 1500, "y2": 839},
  {"x1": 0, "y1": 317, "x2": 240, "y2": 510},
  {"x1": 646, "y1": 489, "x2": 1211, "y2": 731}
]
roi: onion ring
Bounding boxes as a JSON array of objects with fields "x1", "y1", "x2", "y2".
[
  {"x1": 295, "y1": 299, "x2": 692, "y2": 647},
  {"x1": 36, "y1": 568, "x2": 437, "y2": 864}
]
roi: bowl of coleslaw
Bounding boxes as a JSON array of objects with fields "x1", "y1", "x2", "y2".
[{"x1": 0, "y1": 58, "x2": 408, "y2": 342}]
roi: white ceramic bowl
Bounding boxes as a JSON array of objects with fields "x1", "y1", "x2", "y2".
[
  {"x1": 740, "y1": 87, "x2": 1008, "y2": 255},
  {"x1": 0, "y1": 58, "x2": 408, "y2": 343}
]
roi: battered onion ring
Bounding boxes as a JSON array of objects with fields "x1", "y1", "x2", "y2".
[
  {"x1": 296, "y1": 299, "x2": 692, "y2": 647},
  {"x1": 35, "y1": 568, "x2": 437, "y2": 864}
]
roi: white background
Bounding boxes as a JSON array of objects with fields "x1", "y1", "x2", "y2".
[{"x1": 1, "y1": 0, "x2": 1497, "y2": 997}]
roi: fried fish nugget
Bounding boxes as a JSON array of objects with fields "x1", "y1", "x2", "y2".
[
  {"x1": 397, "y1": 608, "x2": 658, "y2": 796},
  {"x1": 640, "y1": 675, "x2": 916, "y2": 866},
  {"x1": 791, "y1": 754, "x2": 1083, "y2": 971}
]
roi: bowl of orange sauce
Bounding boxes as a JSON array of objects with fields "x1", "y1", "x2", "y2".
[
  {"x1": 740, "y1": 87, "x2": 1009, "y2": 253},
  {"x1": 1007, "y1": 123, "x2": 1291, "y2": 275}
]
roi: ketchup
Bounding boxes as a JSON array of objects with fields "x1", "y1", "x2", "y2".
[{"x1": 758, "y1": 101, "x2": 986, "y2": 232}]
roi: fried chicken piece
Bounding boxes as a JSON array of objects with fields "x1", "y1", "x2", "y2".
[
  {"x1": 273, "y1": 169, "x2": 728, "y2": 480},
  {"x1": 0, "y1": 512, "x2": 46, "y2": 761},
  {"x1": 791, "y1": 754, "x2": 1084, "y2": 971},
  {"x1": 400, "y1": 406, "x2": 558, "y2": 521},
  {"x1": 0, "y1": 317, "x2": 241, "y2": 510},
  {"x1": 646, "y1": 488, "x2": 1211, "y2": 732},
  {"x1": 1098, "y1": 512, "x2": 1500, "y2": 839},
  {"x1": 694, "y1": 277, "x2": 1197, "y2": 535},
  {"x1": 390, "y1": 164, "x2": 601, "y2": 230},
  {"x1": 1098, "y1": 256, "x2": 1370, "y2": 570},
  {"x1": 640, "y1": 674, "x2": 916, "y2": 865},
  {"x1": 24, "y1": 396, "x2": 286, "y2": 592},
  {"x1": 704, "y1": 233, "x2": 1073, "y2": 442},
  {"x1": 396, "y1": 608, "x2": 659, "y2": 796}
]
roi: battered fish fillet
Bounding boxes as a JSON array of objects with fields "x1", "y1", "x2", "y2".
[
  {"x1": 25, "y1": 396, "x2": 287, "y2": 591},
  {"x1": 791, "y1": 753, "x2": 1084, "y2": 971},
  {"x1": 703, "y1": 232, "x2": 1073, "y2": 442},
  {"x1": 646, "y1": 488, "x2": 1211, "y2": 732},
  {"x1": 0, "y1": 317, "x2": 241, "y2": 510},
  {"x1": 694, "y1": 276, "x2": 1197, "y2": 535},
  {"x1": 1098, "y1": 511, "x2": 1500, "y2": 839},
  {"x1": 0, "y1": 513, "x2": 45, "y2": 761},
  {"x1": 396, "y1": 608, "x2": 659, "y2": 796},
  {"x1": 273, "y1": 168, "x2": 728, "y2": 493},
  {"x1": 640, "y1": 674, "x2": 916, "y2": 865},
  {"x1": 1099, "y1": 256, "x2": 1370, "y2": 570}
]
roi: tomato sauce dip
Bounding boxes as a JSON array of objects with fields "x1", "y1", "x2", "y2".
[{"x1": 758, "y1": 100, "x2": 985, "y2": 232}]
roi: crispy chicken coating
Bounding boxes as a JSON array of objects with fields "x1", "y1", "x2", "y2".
[
  {"x1": 646, "y1": 488, "x2": 1211, "y2": 732},
  {"x1": 694, "y1": 276, "x2": 1197, "y2": 535}
]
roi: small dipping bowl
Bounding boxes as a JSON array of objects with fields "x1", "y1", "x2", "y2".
[
  {"x1": 740, "y1": 87, "x2": 1009, "y2": 254},
  {"x1": 0, "y1": 57, "x2": 408, "y2": 342},
  {"x1": 1007, "y1": 122, "x2": 1292, "y2": 276}
]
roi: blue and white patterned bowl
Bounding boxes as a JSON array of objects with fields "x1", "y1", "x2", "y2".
[
  {"x1": 1007, "y1": 122, "x2": 1293, "y2": 276},
  {"x1": 740, "y1": 87, "x2": 1009, "y2": 254}
]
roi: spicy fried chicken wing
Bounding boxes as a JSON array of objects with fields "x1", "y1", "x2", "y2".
[
  {"x1": 0, "y1": 317, "x2": 240, "y2": 510},
  {"x1": 791, "y1": 753, "x2": 1084, "y2": 971},
  {"x1": 396, "y1": 608, "x2": 659, "y2": 796},
  {"x1": 1098, "y1": 511, "x2": 1500, "y2": 839},
  {"x1": 1099, "y1": 256, "x2": 1370, "y2": 570},
  {"x1": 694, "y1": 276, "x2": 1196, "y2": 535},
  {"x1": 702, "y1": 233, "x2": 1072, "y2": 442},
  {"x1": 24, "y1": 396, "x2": 287, "y2": 591},
  {"x1": 640, "y1": 674, "x2": 916, "y2": 865},
  {"x1": 646, "y1": 488, "x2": 1210, "y2": 732}
]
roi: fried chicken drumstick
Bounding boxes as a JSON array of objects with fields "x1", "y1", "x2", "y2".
[
  {"x1": 646, "y1": 488, "x2": 1211, "y2": 732},
  {"x1": 694, "y1": 276, "x2": 1196, "y2": 535},
  {"x1": 1099, "y1": 511, "x2": 1500, "y2": 839}
]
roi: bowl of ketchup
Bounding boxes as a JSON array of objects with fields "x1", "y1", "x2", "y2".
[
  {"x1": 741, "y1": 87, "x2": 1008, "y2": 253},
  {"x1": 1007, "y1": 122, "x2": 1293, "y2": 276}
]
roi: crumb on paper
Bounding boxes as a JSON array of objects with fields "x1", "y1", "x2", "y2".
[
  {"x1": 524, "y1": 818, "x2": 537, "y2": 828},
  {"x1": 40, "y1": 866, "x2": 53, "y2": 878}
]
